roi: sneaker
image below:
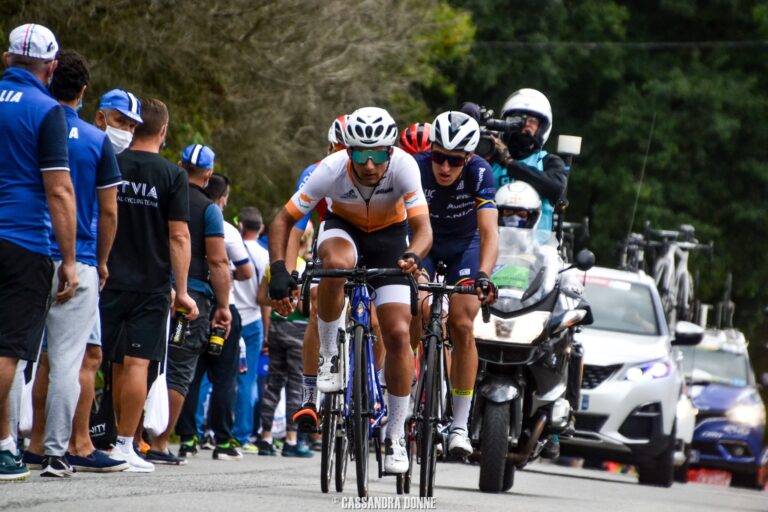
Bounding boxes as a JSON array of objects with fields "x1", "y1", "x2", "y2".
[
  {"x1": 448, "y1": 428, "x2": 473, "y2": 458},
  {"x1": 257, "y1": 439, "x2": 277, "y2": 456},
  {"x1": 292, "y1": 403, "x2": 319, "y2": 433},
  {"x1": 178, "y1": 440, "x2": 198, "y2": 458},
  {"x1": 212, "y1": 444, "x2": 243, "y2": 461},
  {"x1": 41, "y1": 455, "x2": 76, "y2": 478},
  {"x1": 239, "y1": 443, "x2": 259, "y2": 455},
  {"x1": 67, "y1": 450, "x2": 129, "y2": 472},
  {"x1": 200, "y1": 432, "x2": 216, "y2": 450},
  {"x1": 0, "y1": 450, "x2": 30, "y2": 481},
  {"x1": 384, "y1": 438, "x2": 408, "y2": 473},
  {"x1": 110, "y1": 444, "x2": 155, "y2": 473},
  {"x1": 282, "y1": 442, "x2": 314, "y2": 458},
  {"x1": 309, "y1": 438, "x2": 323, "y2": 452},
  {"x1": 540, "y1": 435, "x2": 560, "y2": 460},
  {"x1": 317, "y1": 354, "x2": 342, "y2": 392},
  {"x1": 146, "y1": 449, "x2": 187, "y2": 465},
  {"x1": 22, "y1": 450, "x2": 44, "y2": 470}
]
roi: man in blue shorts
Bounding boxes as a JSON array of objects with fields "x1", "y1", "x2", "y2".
[{"x1": 413, "y1": 111, "x2": 498, "y2": 457}]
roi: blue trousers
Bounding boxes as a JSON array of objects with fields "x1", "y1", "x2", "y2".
[{"x1": 232, "y1": 319, "x2": 264, "y2": 443}]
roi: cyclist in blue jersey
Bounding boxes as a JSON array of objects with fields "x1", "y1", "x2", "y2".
[
  {"x1": 493, "y1": 89, "x2": 566, "y2": 232},
  {"x1": 412, "y1": 111, "x2": 498, "y2": 457}
]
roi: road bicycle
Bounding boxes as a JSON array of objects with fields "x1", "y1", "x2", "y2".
[
  {"x1": 617, "y1": 231, "x2": 647, "y2": 272},
  {"x1": 399, "y1": 262, "x2": 485, "y2": 497},
  {"x1": 300, "y1": 262, "x2": 417, "y2": 498},
  {"x1": 646, "y1": 223, "x2": 712, "y2": 326}
]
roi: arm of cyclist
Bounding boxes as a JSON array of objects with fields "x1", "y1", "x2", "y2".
[
  {"x1": 398, "y1": 213, "x2": 432, "y2": 278},
  {"x1": 269, "y1": 168, "x2": 327, "y2": 314},
  {"x1": 476, "y1": 207, "x2": 499, "y2": 305},
  {"x1": 284, "y1": 224, "x2": 304, "y2": 274}
]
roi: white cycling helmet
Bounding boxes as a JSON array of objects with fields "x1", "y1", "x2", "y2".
[
  {"x1": 500, "y1": 88, "x2": 553, "y2": 147},
  {"x1": 327, "y1": 115, "x2": 347, "y2": 147},
  {"x1": 344, "y1": 107, "x2": 398, "y2": 148},
  {"x1": 495, "y1": 181, "x2": 542, "y2": 229},
  {"x1": 430, "y1": 111, "x2": 480, "y2": 152}
]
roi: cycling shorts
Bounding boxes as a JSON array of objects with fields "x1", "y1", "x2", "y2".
[
  {"x1": 422, "y1": 234, "x2": 480, "y2": 286},
  {"x1": 317, "y1": 213, "x2": 410, "y2": 306}
]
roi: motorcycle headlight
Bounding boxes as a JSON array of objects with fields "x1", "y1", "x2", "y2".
[
  {"x1": 726, "y1": 404, "x2": 766, "y2": 427},
  {"x1": 624, "y1": 360, "x2": 672, "y2": 381},
  {"x1": 473, "y1": 310, "x2": 550, "y2": 344}
]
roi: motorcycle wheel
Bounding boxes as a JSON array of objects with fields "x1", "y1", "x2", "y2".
[
  {"x1": 479, "y1": 401, "x2": 510, "y2": 493},
  {"x1": 502, "y1": 459, "x2": 515, "y2": 491}
]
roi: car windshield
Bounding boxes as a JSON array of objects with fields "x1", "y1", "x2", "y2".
[
  {"x1": 581, "y1": 277, "x2": 660, "y2": 336},
  {"x1": 679, "y1": 346, "x2": 749, "y2": 387}
]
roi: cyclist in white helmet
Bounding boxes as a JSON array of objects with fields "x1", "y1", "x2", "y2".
[
  {"x1": 412, "y1": 110, "x2": 498, "y2": 456},
  {"x1": 268, "y1": 106, "x2": 432, "y2": 474}
]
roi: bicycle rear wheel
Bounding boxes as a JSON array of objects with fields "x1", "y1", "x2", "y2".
[
  {"x1": 352, "y1": 325, "x2": 370, "y2": 498},
  {"x1": 419, "y1": 334, "x2": 439, "y2": 497},
  {"x1": 320, "y1": 393, "x2": 338, "y2": 493}
]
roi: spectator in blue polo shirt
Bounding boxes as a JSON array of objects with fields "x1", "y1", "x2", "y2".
[
  {"x1": 23, "y1": 50, "x2": 127, "y2": 477},
  {"x1": 0, "y1": 23, "x2": 77, "y2": 482},
  {"x1": 95, "y1": 89, "x2": 142, "y2": 154}
]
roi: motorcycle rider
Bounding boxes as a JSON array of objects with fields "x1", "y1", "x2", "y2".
[{"x1": 494, "y1": 181, "x2": 582, "y2": 459}]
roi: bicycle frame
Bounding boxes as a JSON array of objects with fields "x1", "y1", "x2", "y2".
[{"x1": 344, "y1": 283, "x2": 386, "y2": 431}]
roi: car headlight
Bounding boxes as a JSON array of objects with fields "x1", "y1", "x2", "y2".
[
  {"x1": 473, "y1": 310, "x2": 550, "y2": 344},
  {"x1": 726, "y1": 404, "x2": 766, "y2": 427},
  {"x1": 624, "y1": 360, "x2": 672, "y2": 381}
]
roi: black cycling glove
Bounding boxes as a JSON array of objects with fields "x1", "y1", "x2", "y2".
[
  {"x1": 269, "y1": 260, "x2": 297, "y2": 300},
  {"x1": 400, "y1": 252, "x2": 422, "y2": 270},
  {"x1": 474, "y1": 271, "x2": 497, "y2": 298}
]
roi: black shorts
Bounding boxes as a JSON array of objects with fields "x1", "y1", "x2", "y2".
[
  {"x1": 100, "y1": 288, "x2": 171, "y2": 363},
  {"x1": 0, "y1": 239, "x2": 53, "y2": 361},
  {"x1": 166, "y1": 290, "x2": 211, "y2": 396},
  {"x1": 317, "y1": 214, "x2": 410, "y2": 305}
]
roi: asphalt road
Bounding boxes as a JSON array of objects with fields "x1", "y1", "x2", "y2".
[{"x1": 2, "y1": 448, "x2": 765, "y2": 512}]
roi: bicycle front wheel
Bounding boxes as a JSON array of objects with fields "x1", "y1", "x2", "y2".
[
  {"x1": 352, "y1": 325, "x2": 370, "y2": 498},
  {"x1": 419, "y1": 334, "x2": 439, "y2": 497},
  {"x1": 321, "y1": 392, "x2": 338, "y2": 493}
]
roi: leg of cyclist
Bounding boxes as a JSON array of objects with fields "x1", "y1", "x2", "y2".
[
  {"x1": 446, "y1": 293, "x2": 479, "y2": 457},
  {"x1": 315, "y1": 226, "x2": 357, "y2": 393},
  {"x1": 377, "y1": 299, "x2": 414, "y2": 474},
  {"x1": 293, "y1": 286, "x2": 321, "y2": 430}
]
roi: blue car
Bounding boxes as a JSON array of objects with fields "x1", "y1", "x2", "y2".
[{"x1": 680, "y1": 328, "x2": 767, "y2": 489}]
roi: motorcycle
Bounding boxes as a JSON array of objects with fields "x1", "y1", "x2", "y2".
[{"x1": 469, "y1": 226, "x2": 594, "y2": 493}]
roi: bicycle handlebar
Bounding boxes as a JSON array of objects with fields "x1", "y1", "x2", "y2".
[{"x1": 299, "y1": 261, "x2": 419, "y2": 317}]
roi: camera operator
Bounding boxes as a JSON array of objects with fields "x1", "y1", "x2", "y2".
[{"x1": 462, "y1": 88, "x2": 566, "y2": 232}]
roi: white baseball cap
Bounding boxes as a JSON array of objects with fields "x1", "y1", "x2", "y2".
[{"x1": 8, "y1": 23, "x2": 59, "y2": 60}]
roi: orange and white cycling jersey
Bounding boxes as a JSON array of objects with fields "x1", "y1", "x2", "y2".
[{"x1": 285, "y1": 147, "x2": 429, "y2": 233}]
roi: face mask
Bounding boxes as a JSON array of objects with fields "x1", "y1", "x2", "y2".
[
  {"x1": 502, "y1": 214, "x2": 527, "y2": 228},
  {"x1": 105, "y1": 125, "x2": 133, "y2": 154}
]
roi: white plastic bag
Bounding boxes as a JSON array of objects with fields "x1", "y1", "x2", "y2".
[
  {"x1": 144, "y1": 314, "x2": 170, "y2": 437},
  {"x1": 18, "y1": 362, "x2": 35, "y2": 438},
  {"x1": 143, "y1": 369, "x2": 169, "y2": 437},
  {"x1": 272, "y1": 388, "x2": 287, "y2": 439}
]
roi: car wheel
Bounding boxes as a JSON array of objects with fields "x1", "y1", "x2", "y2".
[
  {"x1": 638, "y1": 425, "x2": 675, "y2": 487},
  {"x1": 673, "y1": 444, "x2": 690, "y2": 484},
  {"x1": 730, "y1": 469, "x2": 762, "y2": 490}
]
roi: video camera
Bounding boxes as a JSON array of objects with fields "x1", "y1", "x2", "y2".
[{"x1": 460, "y1": 102, "x2": 523, "y2": 163}]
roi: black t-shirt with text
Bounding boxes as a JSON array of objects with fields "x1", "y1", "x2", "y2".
[{"x1": 106, "y1": 150, "x2": 189, "y2": 293}]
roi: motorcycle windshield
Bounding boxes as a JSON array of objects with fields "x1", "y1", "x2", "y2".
[{"x1": 491, "y1": 227, "x2": 561, "y2": 314}]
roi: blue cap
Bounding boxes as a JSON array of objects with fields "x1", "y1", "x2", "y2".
[
  {"x1": 98, "y1": 89, "x2": 143, "y2": 124},
  {"x1": 181, "y1": 144, "x2": 216, "y2": 169}
]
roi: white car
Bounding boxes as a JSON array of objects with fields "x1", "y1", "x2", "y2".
[{"x1": 559, "y1": 266, "x2": 702, "y2": 487}]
